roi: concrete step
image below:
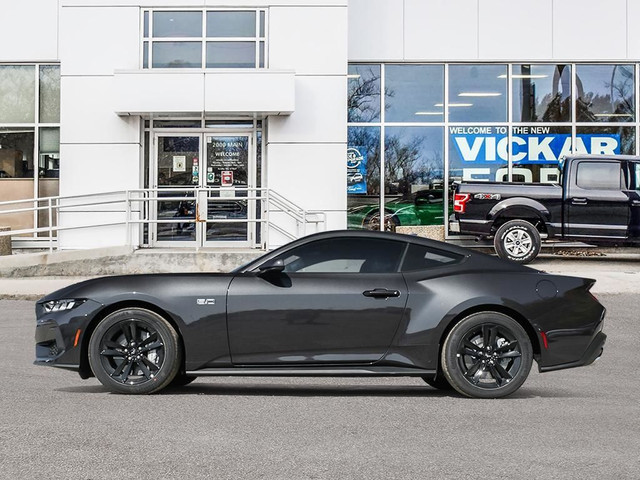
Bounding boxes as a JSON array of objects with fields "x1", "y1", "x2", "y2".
[{"x1": 0, "y1": 246, "x2": 262, "y2": 277}]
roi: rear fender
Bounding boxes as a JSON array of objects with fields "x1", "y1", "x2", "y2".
[{"x1": 488, "y1": 198, "x2": 549, "y2": 226}]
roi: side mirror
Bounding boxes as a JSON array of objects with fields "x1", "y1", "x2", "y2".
[{"x1": 257, "y1": 258, "x2": 285, "y2": 275}]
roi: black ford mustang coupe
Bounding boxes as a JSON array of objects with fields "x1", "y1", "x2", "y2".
[{"x1": 35, "y1": 230, "x2": 606, "y2": 398}]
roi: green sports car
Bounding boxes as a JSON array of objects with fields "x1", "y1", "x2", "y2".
[{"x1": 347, "y1": 190, "x2": 446, "y2": 230}]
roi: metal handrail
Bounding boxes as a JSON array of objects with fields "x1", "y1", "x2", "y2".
[{"x1": 0, "y1": 187, "x2": 326, "y2": 251}]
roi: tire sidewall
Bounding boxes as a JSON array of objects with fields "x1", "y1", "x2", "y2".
[
  {"x1": 88, "y1": 308, "x2": 181, "y2": 394},
  {"x1": 494, "y1": 220, "x2": 541, "y2": 264},
  {"x1": 441, "y1": 312, "x2": 533, "y2": 399}
]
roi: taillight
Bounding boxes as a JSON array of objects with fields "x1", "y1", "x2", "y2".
[{"x1": 453, "y1": 193, "x2": 471, "y2": 213}]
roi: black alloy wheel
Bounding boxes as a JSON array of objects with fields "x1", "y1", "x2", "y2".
[
  {"x1": 441, "y1": 312, "x2": 533, "y2": 398},
  {"x1": 88, "y1": 308, "x2": 181, "y2": 394}
]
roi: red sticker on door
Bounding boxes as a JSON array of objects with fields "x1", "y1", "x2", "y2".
[{"x1": 221, "y1": 171, "x2": 233, "y2": 186}]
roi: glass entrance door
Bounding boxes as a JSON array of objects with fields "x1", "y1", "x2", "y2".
[
  {"x1": 203, "y1": 134, "x2": 252, "y2": 246},
  {"x1": 154, "y1": 134, "x2": 200, "y2": 245},
  {"x1": 152, "y1": 133, "x2": 253, "y2": 247}
]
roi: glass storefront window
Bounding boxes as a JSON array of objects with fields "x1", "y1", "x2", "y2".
[
  {"x1": 576, "y1": 126, "x2": 635, "y2": 155},
  {"x1": 152, "y1": 42, "x2": 202, "y2": 68},
  {"x1": 153, "y1": 11, "x2": 202, "y2": 37},
  {"x1": 576, "y1": 65, "x2": 635, "y2": 122},
  {"x1": 143, "y1": 9, "x2": 266, "y2": 69},
  {"x1": 448, "y1": 65, "x2": 507, "y2": 122},
  {"x1": 384, "y1": 127, "x2": 445, "y2": 227},
  {"x1": 385, "y1": 65, "x2": 444, "y2": 123},
  {"x1": 0, "y1": 66, "x2": 35, "y2": 123},
  {"x1": 512, "y1": 64, "x2": 571, "y2": 122},
  {"x1": 448, "y1": 125, "x2": 507, "y2": 183},
  {"x1": 348, "y1": 64, "x2": 381, "y2": 123},
  {"x1": 0, "y1": 129, "x2": 34, "y2": 178},
  {"x1": 510, "y1": 126, "x2": 571, "y2": 183},
  {"x1": 39, "y1": 66, "x2": 60, "y2": 124},
  {"x1": 347, "y1": 126, "x2": 380, "y2": 230},
  {"x1": 206, "y1": 42, "x2": 255, "y2": 68},
  {"x1": 207, "y1": 11, "x2": 256, "y2": 37}
]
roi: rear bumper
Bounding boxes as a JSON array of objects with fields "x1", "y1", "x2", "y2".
[{"x1": 539, "y1": 331, "x2": 606, "y2": 373}]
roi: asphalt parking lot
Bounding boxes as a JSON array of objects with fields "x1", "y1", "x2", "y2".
[{"x1": 0, "y1": 292, "x2": 639, "y2": 480}]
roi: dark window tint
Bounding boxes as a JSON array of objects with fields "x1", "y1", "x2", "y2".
[
  {"x1": 576, "y1": 162, "x2": 622, "y2": 190},
  {"x1": 276, "y1": 238, "x2": 405, "y2": 273},
  {"x1": 401, "y1": 244, "x2": 463, "y2": 271}
]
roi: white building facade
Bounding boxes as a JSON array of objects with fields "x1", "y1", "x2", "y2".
[{"x1": 1, "y1": 0, "x2": 639, "y2": 250}]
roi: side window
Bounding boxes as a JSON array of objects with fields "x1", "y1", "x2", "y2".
[
  {"x1": 634, "y1": 163, "x2": 640, "y2": 190},
  {"x1": 276, "y1": 238, "x2": 406, "y2": 274},
  {"x1": 576, "y1": 162, "x2": 622, "y2": 190},
  {"x1": 401, "y1": 243, "x2": 463, "y2": 272}
]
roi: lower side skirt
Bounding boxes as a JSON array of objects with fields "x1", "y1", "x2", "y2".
[{"x1": 186, "y1": 366, "x2": 436, "y2": 377}]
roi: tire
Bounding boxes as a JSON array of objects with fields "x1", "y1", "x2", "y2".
[
  {"x1": 422, "y1": 375, "x2": 454, "y2": 391},
  {"x1": 169, "y1": 374, "x2": 197, "y2": 388},
  {"x1": 88, "y1": 308, "x2": 181, "y2": 394},
  {"x1": 441, "y1": 312, "x2": 533, "y2": 399},
  {"x1": 494, "y1": 219, "x2": 541, "y2": 264},
  {"x1": 363, "y1": 211, "x2": 399, "y2": 232}
]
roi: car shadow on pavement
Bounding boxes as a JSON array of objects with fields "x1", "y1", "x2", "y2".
[{"x1": 55, "y1": 382, "x2": 581, "y2": 399}]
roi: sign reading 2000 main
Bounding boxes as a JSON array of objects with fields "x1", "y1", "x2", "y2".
[{"x1": 451, "y1": 126, "x2": 620, "y2": 182}]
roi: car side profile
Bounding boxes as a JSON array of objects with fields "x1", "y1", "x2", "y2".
[{"x1": 35, "y1": 230, "x2": 606, "y2": 398}]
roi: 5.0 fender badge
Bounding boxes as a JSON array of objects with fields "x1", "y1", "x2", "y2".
[{"x1": 196, "y1": 298, "x2": 216, "y2": 305}]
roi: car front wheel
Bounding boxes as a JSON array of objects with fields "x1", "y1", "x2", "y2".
[
  {"x1": 88, "y1": 308, "x2": 181, "y2": 394},
  {"x1": 441, "y1": 312, "x2": 533, "y2": 399}
]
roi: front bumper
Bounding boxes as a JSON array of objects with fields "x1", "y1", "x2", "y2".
[{"x1": 34, "y1": 299, "x2": 102, "y2": 371}]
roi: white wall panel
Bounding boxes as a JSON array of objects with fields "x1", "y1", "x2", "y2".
[
  {"x1": 60, "y1": 6, "x2": 139, "y2": 75},
  {"x1": 268, "y1": 76, "x2": 346, "y2": 143},
  {"x1": 0, "y1": 0, "x2": 59, "y2": 61},
  {"x1": 628, "y1": 0, "x2": 640, "y2": 59},
  {"x1": 553, "y1": 0, "x2": 627, "y2": 59},
  {"x1": 479, "y1": 0, "x2": 552, "y2": 60},
  {"x1": 269, "y1": 6, "x2": 347, "y2": 75},
  {"x1": 62, "y1": 0, "x2": 345, "y2": 6},
  {"x1": 59, "y1": 144, "x2": 141, "y2": 197},
  {"x1": 404, "y1": 0, "x2": 478, "y2": 61},
  {"x1": 348, "y1": 0, "x2": 403, "y2": 60},
  {"x1": 266, "y1": 143, "x2": 346, "y2": 212},
  {"x1": 61, "y1": 77, "x2": 140, "y2": 144},
  {"x1": 58, "y1": 217, "x2": 134, "y2": 250}
]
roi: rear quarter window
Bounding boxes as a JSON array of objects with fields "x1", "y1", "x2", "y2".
[{"x1": 401, "y1": 244, "x2": 464, "y2": 272}]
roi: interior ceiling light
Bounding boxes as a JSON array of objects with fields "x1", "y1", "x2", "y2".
[
  {"x1": 458, "y1": 92, "x2": 502, "y2": 97},
  {"x1": 498, "y1": 74, "x2": 549, "y2": 79},
  {"x1": 347, "y1": 74, "x2": 361, "y2": 79},
  {"x1": 415, "y1": 111, "x2": 444, "y2": 115},
  {"x1": 435, "y1": 103, "x2": 473, "y2": 107},
  {"x1": 594, "y1": 113, "x2": 632, "y2": 117}
]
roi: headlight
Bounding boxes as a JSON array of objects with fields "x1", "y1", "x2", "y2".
[{"x1": 43, "y1": 299, "x2": 86, "y2": 313}]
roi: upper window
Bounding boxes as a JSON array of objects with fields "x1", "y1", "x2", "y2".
[
  {"x1": 274, "y1": 238, "x2": 406, "y2": 274},
  {"x1": 142, "y1": 9, "x2": 266, "y2": 69},
  {"x1": 576, "y1": 65, "x2": 635, "y2": 122},
  {"x1": 576, "y1": 162, "x2": 623, "y2": 190},
  {"x1": 512, "y1": 64, "x2": 571, "y2": 122},
  {"x1": 448, "y1": 65, "x2": 507, "y2": 122}
]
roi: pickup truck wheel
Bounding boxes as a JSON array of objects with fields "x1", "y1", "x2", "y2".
[{"x1": 494, "y1": 220, "x2": 541, "y2": 264}]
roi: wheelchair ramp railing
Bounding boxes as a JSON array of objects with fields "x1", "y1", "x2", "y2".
[{"x1": 0, "y1": 187, "x2": 326, "y2": 252}]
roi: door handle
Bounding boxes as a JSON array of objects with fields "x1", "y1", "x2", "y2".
[
  {"x1": 571, "y1": 197, "x2": 587, "y2": 205},
  {"x1": 632, "y1": 200, "x2": 640, "y2": 206},
  {"x1": 363, "y1": 288, "x2": 401, "y2": 299}
]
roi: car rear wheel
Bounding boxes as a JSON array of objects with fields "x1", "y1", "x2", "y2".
[
  {"x1": 441, "y1": 312, "x2": 533, "y2": 399},
  {"x1": 494, "y1": 219, "x2": 541, "y2": 264},
  {"x1": 88, "y1": 308, "x2": 181, "y2": 394}
]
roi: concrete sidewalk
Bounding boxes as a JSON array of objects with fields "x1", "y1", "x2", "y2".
[{"x1": 0, "y1": 253, "x2": 637, "y2": 300}]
